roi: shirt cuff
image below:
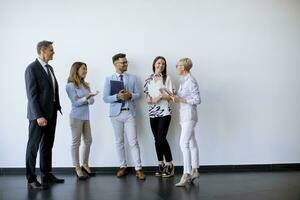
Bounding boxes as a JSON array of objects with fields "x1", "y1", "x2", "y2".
[{"x1": 185, "y1": 99, "x2": 191, "y2": 104}]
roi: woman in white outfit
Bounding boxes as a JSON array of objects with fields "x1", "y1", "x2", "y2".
[{"x1": 171, "y1": 58, "x2": 201, "y2": 187}]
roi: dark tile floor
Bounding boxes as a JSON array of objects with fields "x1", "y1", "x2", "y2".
[{"x1": 1, "y1": 171, "x2": 300, "y2": 200}]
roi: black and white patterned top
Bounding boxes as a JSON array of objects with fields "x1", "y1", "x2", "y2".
[{"x1": 144, "y1": 74, "x2": 173, "y2": 118}]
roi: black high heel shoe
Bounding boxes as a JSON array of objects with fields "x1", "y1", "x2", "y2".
[
  {"x1": 75, "y1": 169, "x2": 88, "y2": 180},
  {"x1": 81, "y1": 166, "x2": 96, "y2": 177}
]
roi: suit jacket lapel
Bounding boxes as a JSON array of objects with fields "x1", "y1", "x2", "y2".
[
  {"x1": 48, "y1": 66, "x2": 59, "y2": 93},
  {"x1": 35, "y1": 59, "x2": 54, "y2": 88},
  {"x1": 123, "y1": 73, "x2": 128, "y2": 89},
  {"x1": 111, "y1": 74, "x2": 118, "y2": 81}
]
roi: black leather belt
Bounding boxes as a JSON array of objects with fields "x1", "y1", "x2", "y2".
[{"x1": 121, "y1": 108, "x2": 130, "y2": 111}]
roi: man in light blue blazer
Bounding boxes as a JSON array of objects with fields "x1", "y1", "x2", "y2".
[{"x1": 103, "y1": 53, "x2": 145, "y2": 180}]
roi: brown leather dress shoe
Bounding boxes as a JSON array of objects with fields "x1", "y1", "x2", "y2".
[
  {"x1": 117, "y1": 167, "x2": 129, "y2": 177},
  {"x1": 136, "y1": 170, "x2": 146, "y2": 180}
]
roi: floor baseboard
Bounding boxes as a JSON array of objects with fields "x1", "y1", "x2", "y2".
[{"x1": 1, "y1": 163, "x2": 300, "y2": 175}]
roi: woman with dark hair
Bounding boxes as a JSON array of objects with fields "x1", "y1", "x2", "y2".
[
  {"x1": 66, "y1": 62, "x2": 99, "y2": 180},
  {"x1": 144, "y1": 56, "x2": 174, "y2": 177}
]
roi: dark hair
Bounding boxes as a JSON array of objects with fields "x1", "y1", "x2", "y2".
[
  {"x1": 37, "y1": 40, "x2": 53, "y2": 54},
  {"x1": 152, "y1": 56, "x2": 167, "y2": 84},
  {"x1": 67, "y1": 61, "x2": 90, "y2": 91},
  {"x1": 112, "y1": 53, "x2": 126, "y2": 63}
]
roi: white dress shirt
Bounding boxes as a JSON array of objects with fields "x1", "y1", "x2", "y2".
[
  {"x1": 177, "y1": 73, "x2": 201, "y2": 123},
  {"x1": 37, "y1": 57, "x2": 56, "y2": 100}
]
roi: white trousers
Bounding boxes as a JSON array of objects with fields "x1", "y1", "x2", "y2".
[
  {"x1": 110, "y1": 111, "x2": 142, "y2": 170},
  {"x1": 180, "y1": 121, "x2": 199, "y2": 174}
]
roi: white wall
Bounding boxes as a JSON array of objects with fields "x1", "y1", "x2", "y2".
[{"x1": 1, "y1": 0, "x2": 300, "y2": 167}]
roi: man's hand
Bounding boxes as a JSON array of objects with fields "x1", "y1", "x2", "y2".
[
  {"x1": 122, "y1": 91, "x2": 132, "y2": 101},
  {"x1": 117, "y1": 90, "x2": 132, "y2": 101},
  {"x1": 117, "y1": 89, "x2": 125, "y2": 100},
  {"x1": 37, "y1": 117, "x2": 47, "y2": 127}
]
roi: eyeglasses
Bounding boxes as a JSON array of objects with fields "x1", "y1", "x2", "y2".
[
  {"x1": 176, "y1": 64, "x2": 184, "y2": 68},
  {"x1": 116, "y1": 61, "x2": 128, "y2": 65}
]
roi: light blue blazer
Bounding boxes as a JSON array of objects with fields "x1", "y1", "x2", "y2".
[
  {"x1": 66, "y1": 83, "x2": 94, "y2": 120},
  {"x1": 102, "y1": 73, "x2": 140, "y2": 117}
]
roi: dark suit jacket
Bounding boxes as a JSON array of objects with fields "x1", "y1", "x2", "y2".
[{"x1": 25, "y1": 59, "x2": 61, "y2": 120}]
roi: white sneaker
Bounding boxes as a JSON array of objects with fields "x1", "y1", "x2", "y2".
[
  {"x1": 191, "y1": 170, "x2": 199, "y2": 181},
  {"x1": 175, "y1": 174, "x2": 191, "y2": 187}
]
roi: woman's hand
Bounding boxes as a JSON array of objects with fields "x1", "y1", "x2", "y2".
[
  {"x1": 171, "y1": 95, "x2": 187, "y2": 103},
  {"x1": 146, "y1": 96, "x2": 152, "y2": 104},
  {"x1": 152, "y1": 96, "x2": 161, "y2": 104},
  {"x1": 170, "y1": 95, "x2": 179, "y2": 103},
  {"x1": 87, "y1": 90, "x2": 100, "y2": 99},
  {"x1": 161, "y1": 94, "x2": 171, "y2": 101}
]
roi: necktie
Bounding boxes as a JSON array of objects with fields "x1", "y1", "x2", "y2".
[
  {"x1": 45, "y1": 65, "x2": 53, "y2": 87},
  {"x1": 119, "y1": 74, "x2": 125, "y2": 107},
  {"x1": 45, "y1": 64, "x2": 55, "y2": 101}
]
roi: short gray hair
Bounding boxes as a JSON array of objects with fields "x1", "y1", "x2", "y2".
[
  {"x1": 37, "y1": 40, "x2": 53, "y2": 54},
  {"x1": 178, "y1": 57, "x2": 193, "y2": 71}
]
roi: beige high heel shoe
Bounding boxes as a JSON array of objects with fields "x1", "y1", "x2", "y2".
[
  {"x1": 175, "y1": 173, "x2": 191, "y2": 187},
  {"x1": 191, "y1": 169, "x2": 199, "y2": 181}
]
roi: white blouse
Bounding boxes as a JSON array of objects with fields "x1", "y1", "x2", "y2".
[
  {"x1": 177, "y1": 73, "x2": 201, "y2": 123},
  {"x1": 144, "y1": 74, "x2": 173, "y2": 118}
]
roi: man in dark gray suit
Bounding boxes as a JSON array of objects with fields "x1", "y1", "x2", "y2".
[{"x1": 25, "y1": 40, "x2": 64, "y2": 190}]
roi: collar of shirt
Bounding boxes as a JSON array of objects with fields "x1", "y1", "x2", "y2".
[
  {"x1": 37, "y1": 57, "x2": 49, "y2": 74},
  {"x1": 180, "y1": 73, "x2": 191, "y2": 84},
  {"x1": 37, "y1": 57, "x2": 47, "y2": 67},
  {"x1": 153, "y1": 73, "x2": 162, "y2": 77},
  {"x1": 115, "y1": 72, "x2": 126, "y2": 80}
]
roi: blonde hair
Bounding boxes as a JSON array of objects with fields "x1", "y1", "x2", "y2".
[
  {"x1": 178, "y1": 57, "x2": 193, "y2": 71},
  {"x1": 67, "y1": 62, "x2": 90, "y2": 91}
]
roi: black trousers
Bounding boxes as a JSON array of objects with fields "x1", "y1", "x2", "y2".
[
  {"x1": 150, "y1": 115, "x2": 173, "y2": 162},
  {"x1": 26, "y1": 114, "x2": 57, "y2": 182}
]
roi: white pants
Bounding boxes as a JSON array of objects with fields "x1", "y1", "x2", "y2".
[
  {"x1": 110, "y1": 111, "x2": 142, "y2": 170},
  {"x1": 70, "y1": 117, "x2": 92, "y2": 166},
  {"x1": 180, "y1": 121, "x2": 199, "y2": 174}
]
